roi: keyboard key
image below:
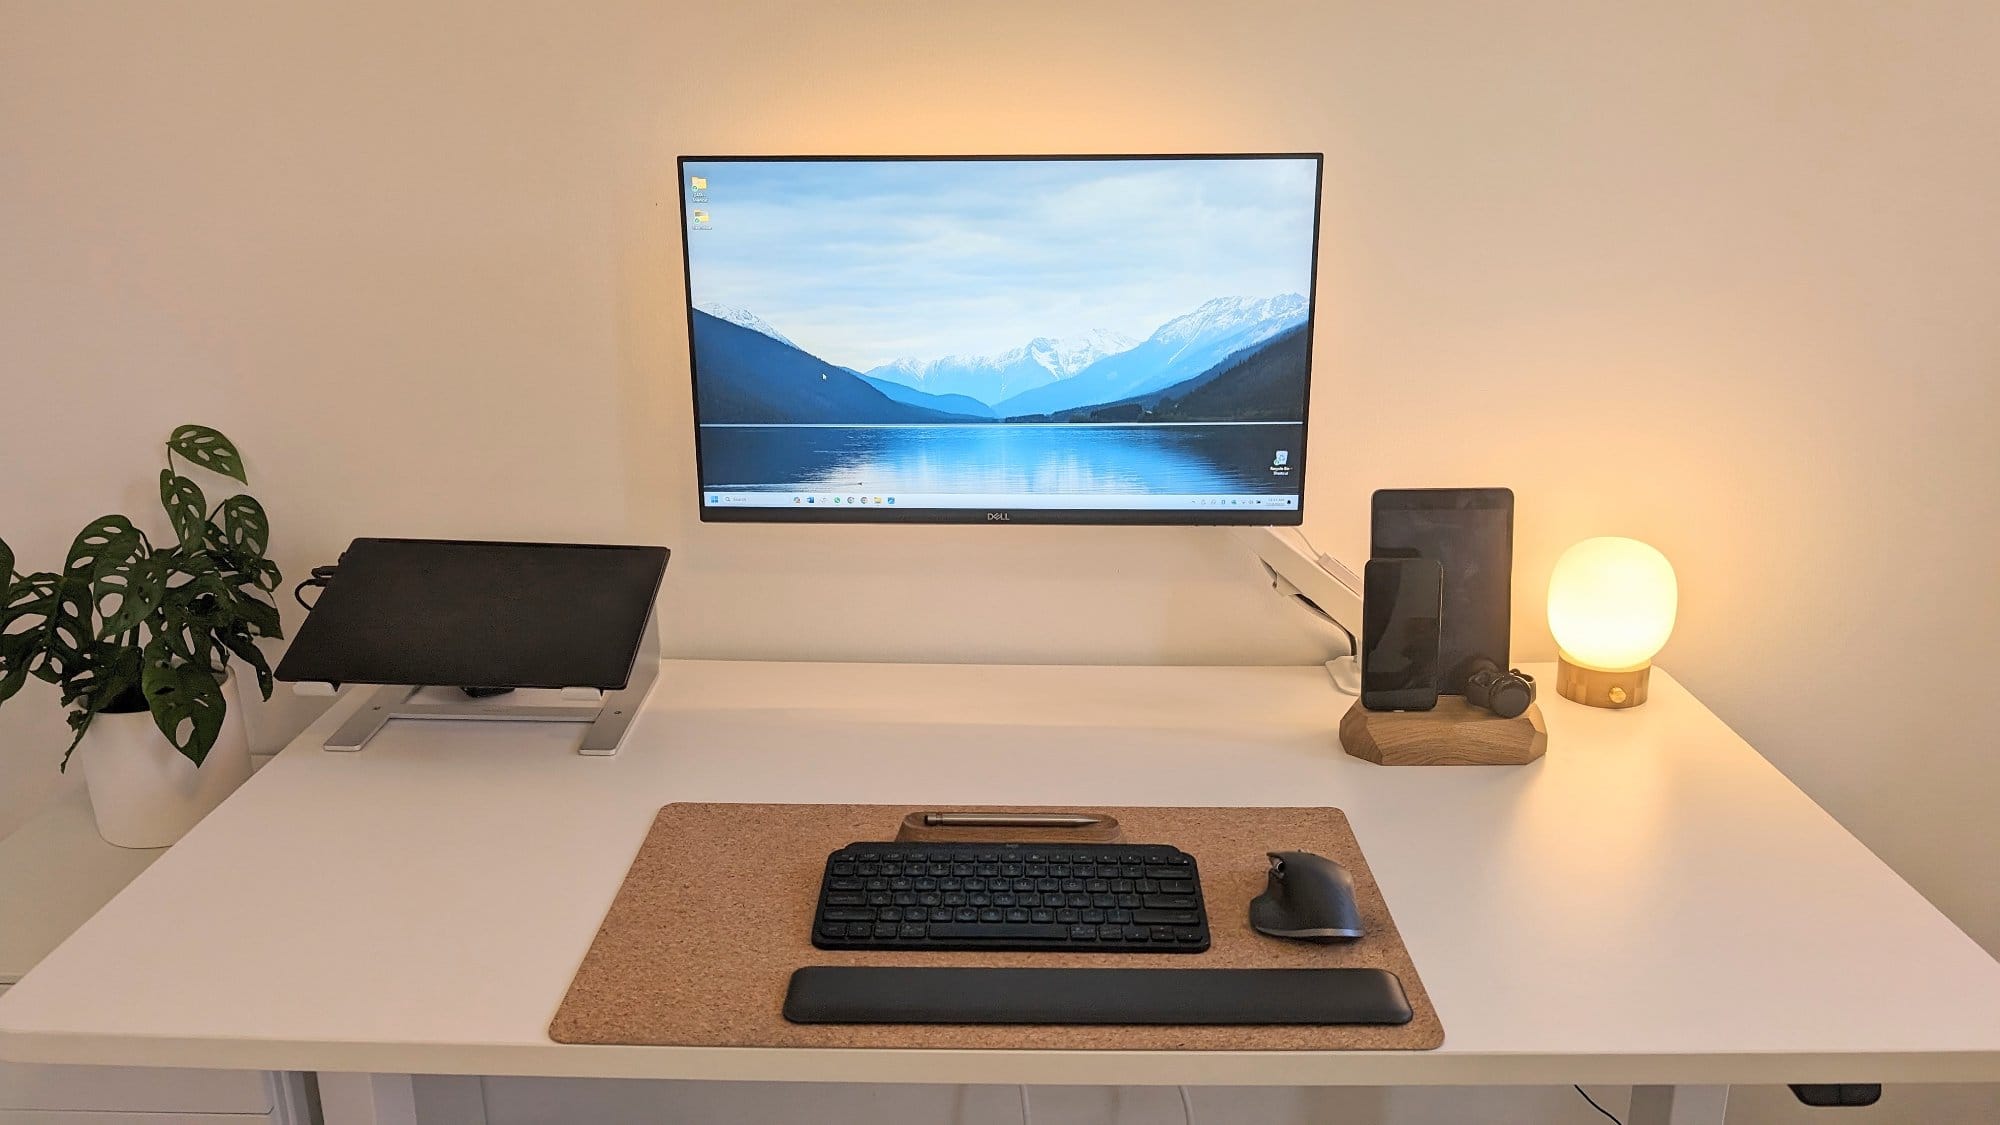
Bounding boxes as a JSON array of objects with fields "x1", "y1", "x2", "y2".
[
  {"x1": 1070, "y1": 925, "x2": 1097, "y2": 941},
  {"x1": 1133, "y1": 909, "x2": 1198, "y2": 925},
  {"x1": 1124, "y1": 925, "x2": 1150, "y2": 941},
  {"x1": 1143, "y1": 895, "x2": 1197, "y2": 910},
  {"x1": 1160, "y1": 880, "x2": 1195, "y2": 894},
  {"x1": 929, "y1": 923, "x2": 1070, "y2": 942},
  {"x1": 1030, "y1": 908, "x2": 1054, "y2": 923},
  {"x1": 1099, "y1": 923, "x2": 1124, "y2": 940}
]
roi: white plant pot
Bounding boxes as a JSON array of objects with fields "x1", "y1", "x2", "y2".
[{"x1": 79, "y1": 668, "x2": 252, "y2": 849}]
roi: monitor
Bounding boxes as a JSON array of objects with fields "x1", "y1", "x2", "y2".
[{"x1": 678, "y1": 154, "x2": 1323, "y2": 524}]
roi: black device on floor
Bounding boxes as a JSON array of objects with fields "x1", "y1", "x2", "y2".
[
  {"x1": 1360, "y1": 558, "x2": 1444, "y2": 712},
  {"x1": 782, "y1": 966, "x2": 1414, "y2": 1025},
  {"x1": 1370, "y1": 488, "x2": 1514, "y2": 694},
  {"x1": 811, "y1": 842, "x2": 1210, "y2": 952}
]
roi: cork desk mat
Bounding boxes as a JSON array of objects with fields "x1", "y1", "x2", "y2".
[{"x1": 549, "y1": 804, "x2": 1443, "y2": 1051}]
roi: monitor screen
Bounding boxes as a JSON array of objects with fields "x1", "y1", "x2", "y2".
[{"x1": 678, "y1": 154, "x2": 1322, "y2": 524}]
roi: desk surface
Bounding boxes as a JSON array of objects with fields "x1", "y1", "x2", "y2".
[
  {"x1": 2, "y1": 660, "x2": 1999, "y2": 1086},
  {"x1": 0, "y1": 777, "x2": 164, "y2": 986}
]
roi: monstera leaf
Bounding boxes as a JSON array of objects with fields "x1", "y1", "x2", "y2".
[
  {"x1": 1, "y1": 571, "x2": 91, "y2": 689},
  {"x1": 57, "y1": 642, "x2": 145, "y2": 770},
  {"x1": 141, "y1": 635, "x2": 228, "y2": 766},
  {"x1": 0, "y1": 632, "x2": 31, "y2": 707},
  {"x1": 65, "y1": 515, "x2": 142, "y2": 580},
  {"x1": 93, "y1": 551, "x2": 166, "y2": 636},
  {"x1": 159, "y1": 470, "x2": 207, "y2": 547},
  {"x1": 213, "y1": 495, "x2": 269, "y2": 557},
  {"x1": 215, "y1": 628, "x2": 274, "y2": 700},
  {"x1": 167, "y1": 424, "x2": 247, "y2": 483},
  {"x1": 0, "y1": 535, "x2": 14, "y2": 589}
]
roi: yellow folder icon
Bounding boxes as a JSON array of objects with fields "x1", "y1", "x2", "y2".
[
  {"x1": 690, "y1": 176, "x2": 707, "y2": 190},
  {"x1": 692, "y1": 210, "x2": 710, "y2": 223}
]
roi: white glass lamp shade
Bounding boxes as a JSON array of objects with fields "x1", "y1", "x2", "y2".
[{"x1": 1547, "y1": 537, "x2": 1676, "y2": 708}]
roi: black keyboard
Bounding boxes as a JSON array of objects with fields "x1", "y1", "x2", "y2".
[{"x1": 812, "y1": 842, "x2": 1210, "y2": 953}]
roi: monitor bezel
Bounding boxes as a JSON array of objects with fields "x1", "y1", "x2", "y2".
[{"x1": 676, "y1": 153, "x2": 1324, "y2": 526}]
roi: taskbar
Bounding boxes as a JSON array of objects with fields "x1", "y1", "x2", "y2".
[{"x1": 703, "y1": 491, "x2": 1300, "y2": 511}]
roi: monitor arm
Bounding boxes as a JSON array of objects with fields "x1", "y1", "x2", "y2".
[{"x1": 1234, "y1": 526, "x2": 1364, "y2": 694}]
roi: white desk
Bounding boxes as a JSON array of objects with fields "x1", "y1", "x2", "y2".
[{"x1": 3, "y1": 661, "x2": 1999, "y2": 1125}]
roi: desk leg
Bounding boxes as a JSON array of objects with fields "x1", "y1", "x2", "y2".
[
  {"x1": 1629, "y1": 1085, "x2": 1729, "y2": 1125},
  {"x1": 318, "y1": 1072, "x2": 419, "y2": 1125}
]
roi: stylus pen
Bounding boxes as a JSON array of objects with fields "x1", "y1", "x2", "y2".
[{"x1": 922, "y1": 812, "x2": 1104, "y2": 828}]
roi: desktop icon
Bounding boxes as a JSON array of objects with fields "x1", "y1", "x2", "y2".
[
  {"x1": 1273, "y1": 450, "x2": 1289, "y2": 467},
  {"x1": 692, "y1": 209, "x2": 710, "y2": 224},
  {"x1": 690, "y1": 175, "x2": 707, "y2": 190}
]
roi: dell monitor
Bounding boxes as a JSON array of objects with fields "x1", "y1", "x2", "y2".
[{"x1": 678, "y1": 154, "x2": 1322, "y2": 524}]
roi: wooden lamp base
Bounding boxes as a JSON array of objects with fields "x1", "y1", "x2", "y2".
[
  {"x1": 1339, "y1": 697, "x2": 1547, "y2": 766},
  {"x1": 1554, "y1": 655, "x2": 1650, "y2": 708}
]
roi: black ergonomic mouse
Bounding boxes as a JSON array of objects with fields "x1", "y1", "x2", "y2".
[{"x1": 1248, "y1": 850, "x2": 1365, "y2": 942}]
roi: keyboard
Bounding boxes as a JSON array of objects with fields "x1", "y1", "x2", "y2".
[{"x1": 812, "y1": 842, "x2": 1210, "y2": 952}]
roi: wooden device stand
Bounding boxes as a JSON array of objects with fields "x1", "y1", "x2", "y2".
[{"x1": 1340, "y1": 697, "x2": 1547, "y2": 765}]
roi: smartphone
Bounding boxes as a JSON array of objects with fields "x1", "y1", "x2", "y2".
[
  {"x1": 1371, "y1": 488, "x2": 1513, "y2": 695},
  {"x1": 1361, "y1": 558, "x2": 1444, "y2": 712}
]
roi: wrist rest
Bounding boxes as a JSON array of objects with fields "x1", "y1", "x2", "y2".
[{"x1": 783, "y1": 966, "x2": 1413, "y2": 1025}]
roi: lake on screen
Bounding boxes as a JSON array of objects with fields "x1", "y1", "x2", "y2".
[{"x1": 699, "y1": 423, "x2": 1304, "y2": 495}]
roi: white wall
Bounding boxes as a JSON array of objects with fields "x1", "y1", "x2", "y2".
[{"x1": 3, "y1": 2, "x2": 1997, "y2": 1120}]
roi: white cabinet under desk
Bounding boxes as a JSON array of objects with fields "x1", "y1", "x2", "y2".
[{"x1": 2, "y1": 660, "x2": 1999, "y2": 1125}]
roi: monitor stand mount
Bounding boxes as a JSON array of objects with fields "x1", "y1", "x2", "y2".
[
  {"x1": 319, "y1": 607, "x2": 662, "y2": 756},
  {"x1": 1235, "y1": 527, "x2": 1364, "y2": 694}
]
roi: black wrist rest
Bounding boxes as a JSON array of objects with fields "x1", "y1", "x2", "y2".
[{"x1": 782, "y1": 966, "x2": 1413, "y2": 1025}]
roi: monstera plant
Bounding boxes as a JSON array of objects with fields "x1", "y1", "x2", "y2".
[{"x1": 0, "y1": 425, "x2": 283, "y2": 770}]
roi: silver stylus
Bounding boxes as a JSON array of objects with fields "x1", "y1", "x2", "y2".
[{"x1": 922, "y1": 812, "x2": 1104, "y2": 828}]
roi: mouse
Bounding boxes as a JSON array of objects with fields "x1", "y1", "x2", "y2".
[{"x1": 1248, "y1": 850, "x2": 1364, "y2": 941}]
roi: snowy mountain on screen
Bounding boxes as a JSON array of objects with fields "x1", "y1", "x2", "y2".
[
  {"x1": 694, "y1": 302, "x2": 797, "y2": 349},
  {"x1": 992, "y1": 294, "x2": 1308, "y2": 417},
  {"x1": 865, "y1": 328, "x2": 1139, "y2": 406}
]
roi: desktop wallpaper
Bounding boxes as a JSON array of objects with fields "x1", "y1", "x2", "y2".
[{"x1": 681, "y1": 156, "x2": 1321, "y2": 515}]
